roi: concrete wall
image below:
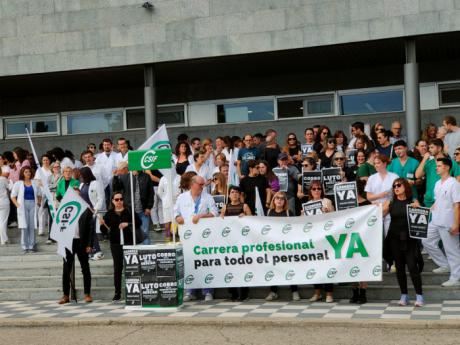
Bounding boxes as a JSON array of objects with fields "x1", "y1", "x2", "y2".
[{"x1": 1, "y1": 0, "x2": 460, "y2": 77}]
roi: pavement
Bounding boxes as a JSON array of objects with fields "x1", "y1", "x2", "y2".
[{"x1": 2, "y1": 298, "x2": 460, "y2": 323}]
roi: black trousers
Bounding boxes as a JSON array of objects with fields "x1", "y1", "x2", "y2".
[
  {"x1": 270, "y1": 285, "x2": 298, "y2": 293},
  {"x1": 62, "y1": 239, "x2": 91, "y2": 296},
  {"x1": 389, "y1": 237, "x2": 423, "y2": 295},
  {"x1": 111, "y1": 244, "x2": 124, "y2": 296},
  {"x1": 314, "y1": 284, "x2": 333, "y2": 293}
]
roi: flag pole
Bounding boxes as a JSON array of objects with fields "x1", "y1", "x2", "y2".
[{"x1": 129, "y1": 172, "x2": 137, "y2": 246}]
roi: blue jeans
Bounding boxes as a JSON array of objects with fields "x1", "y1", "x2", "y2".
[
  {"x1": 136, "y1": 211, "x2": 151, "y2": 245},
  {"x1": 186, "y1": 289, "x2": 213, "y2": 296}
]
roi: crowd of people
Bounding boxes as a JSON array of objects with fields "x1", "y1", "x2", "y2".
[{"x1": 0, "y1": 116, "x2": 459, "y2": 307}]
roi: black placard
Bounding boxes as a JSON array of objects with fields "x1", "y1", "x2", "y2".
[
  {"x1": 302, "y1": 200, "x2": 324, "y2": 215},
  {"x1": 139, "y1": 250, "x2": 157, "y2": 278},
  {"x1": 158, "y1": 277, "x2": 179, "y2": 307},
  {"x1": 334, "y1": 182, "x2": 358, "y2": 211},
  {"x1": 125, "y1": 276, "x2": 142, "y2": 306},
  {"x1": 123, "y1": 249, "x2": 140, "y2": 276},
  {"x1": 213, "y1": 195, "x2": 226, "y2": 214},
  {"x1": 346, "y1": 149, "x2": 357, "y2": 167},
  {"x1": 322, "y1": 167, "x2": 341, "y2": 195},
  {"x1": 301, "y1": 144, "x2": 314, "y2": 158},
  {"x1": 156, "y1": 249, "x2": 177, "y2": 277},
  {"x1": 273, "y1": 167, "x2": 288, "y2": 192},
  {"x1": 407, "y1": 206, "x2": 430, "y2": 239},
  {"x1": 141, "y1": 281, "x2": 159, "y2": 306},
  {"x1": 302, "y1": 171, "x2": 322, "y2": 195}
]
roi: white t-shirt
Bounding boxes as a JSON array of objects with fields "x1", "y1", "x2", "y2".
[
  {"x1": 445, "y1": 129, "x2": 460, "y2": 159},
  {"x1": 431, "y1": 177, "x2": 460, "y2": 228},
  {"x1": 365, "y1": 171, "x2": 399, "y2": 204}
]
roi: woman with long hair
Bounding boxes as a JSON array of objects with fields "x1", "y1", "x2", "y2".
[
  {"x1": 211, "y1": 172, "x2": 228, "y2": 196},
  {"x1": 383, "y1": 178, "x2": 424, "y2": 307},
  {"x1": 0, "y1": 165, "x2": 10, "y2": 245},
  {"x1": 11, "y1": 167, "x2": 41, "y2": 253},
  {"x1": 296, "y1": 157, "x2": 317, "y2": 201},
  {"x1": 318, "y1": 138, "x2": 337, "y2": 168},
  {"x1": 258, "y1": 160, "x2": 279, "y2": 195},
  {"x1": 334, "y1": 130, "x2": 348, "y2": 152},
  {"x1": 304, "y1": 181, "x2": 334, "y2": 303},
  {"x1": 10, "y1": 147, "x2": 30, "y2": 184},
  {"x1": 101, "y1": 191, "x2": 141, "y2": 303},
  {"x1": 174, "y1": 141, "x2": 192, "y2": 176},
  {"x1": 314, "y1": 125, "x2": 331, "y2": 152},
  {"x1": 421, "y1": 123, "x2": 437, "y2": 143},
  {"x1": 282, "y1": 132, "x2": 301, "y2": 165},
  {"x1": 36, "y1": 154, "x2": 52, "y2": 237},
  {"x1": 264, "y1": 191, "x2": 299, "y2": 301}
]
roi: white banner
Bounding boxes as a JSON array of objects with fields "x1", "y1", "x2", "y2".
[{"x1": 179, "y1": 205, "x2": 382, "y2": 288}]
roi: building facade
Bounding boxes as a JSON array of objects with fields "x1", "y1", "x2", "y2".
[{"x1": 1, "y1": 0, "x2": 460, "y2": 153}]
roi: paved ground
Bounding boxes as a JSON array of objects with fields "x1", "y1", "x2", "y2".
[
  {"x1": 1, "y1": 322, "x2": 460, "y2": 345},
  {"x1": 2, "y1": 299, "x2": 460, "y2": 320}
]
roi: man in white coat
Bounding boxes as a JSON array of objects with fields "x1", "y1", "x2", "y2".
[
  {"x1": 422, "y1": 158, "x2": 460, "y2": 287},
  {"x1": 95, "y1": 138, "x2": 117, "y2": 209},
  {"x1": 174, "y1": 175, "x2": 218, "y2": 301}
]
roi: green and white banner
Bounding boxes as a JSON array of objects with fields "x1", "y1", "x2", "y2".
[
  {"x1": 179, "y1": 205, "x2": 382, "y2": 288},
  {"x1": 128, "y1": 148, "x2": 172, "y2": 171}
]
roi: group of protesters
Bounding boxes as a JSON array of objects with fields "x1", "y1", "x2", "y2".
[{"x1": 0, "y1": 115, "x2": 459, "y2": 307}]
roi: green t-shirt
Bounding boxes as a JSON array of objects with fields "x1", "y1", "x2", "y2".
[
  {"x1": 423, "y1": 158, "x2": 460, "y2": 207},
  {"x1": 388, "y1": 157, "x2": 419, "y2": 198},
  {"x1": 357, "y1": 162, "x2": 376, "y2": 178}
]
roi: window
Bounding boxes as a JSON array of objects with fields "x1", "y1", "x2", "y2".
[
  {"x1": 278, "y1": 94, "x2": 334, "y2": 118},
  {"x1": 5, "y1": 115, "x2": 58, "y2": 137},
  {"x1": 439, "y1": 83, "x2": 460, "y2": 106},
  {"x1": 217, "y1": 100, "x2": 274, "y2": 123},
  {"x1": 126, "y1": 105, "x2": 186, "y2": 129},
  {"x1": 67, "y1": 110, "x2": 123, "y2": 135},
  {"x1": 339, "y1": 90, "x2": 404, "y2": 115}
]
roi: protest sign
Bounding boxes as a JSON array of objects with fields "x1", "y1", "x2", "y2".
[
  {"x1": 407, "y1": 206, "x2": 430, "y2": 239},
  {"x1": 213, "y1": 195, "x2": 226, "y2": 214},
  {"x1": 334, "y1": 182, "x2": 358, "y2": 211},
  {"x1": 273, "y1": 168, "x2": 288, "y2": 192},
  {"x1": 322, "y1": 167, "x2": 341, "y2": 195},
  {"x1": 302, "y1": 171, "x2": 322, "y2": 195},
  {"x1": 301, "y1": 144, "x2": 314, "y2": 158},
  {"x1": 302, "y1": 200, "x2": 324, "y2": 215},
  {"x1": 179, "y1": 205, "x2": 382, "y2": 288}
]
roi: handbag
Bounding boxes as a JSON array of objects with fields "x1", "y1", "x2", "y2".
[{"x1": 125, "y1": 224, "x2": 144, "y2": 245}]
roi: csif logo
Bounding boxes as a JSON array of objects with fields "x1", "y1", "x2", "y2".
[
  {"x1": 367, "y1": 215, "x2": 378, "y2": 227},
  {"x1": 261, "y1": 225, "x2": 271, "y2": 235},
  {"x1": 327, "y1": 268, "x2": 338, "y2": 279},
  {"x1": 373, "y1": 265, "x2": 382, "y2": 277},
  {"x1": 224, "y1": 273, "x2": 234, "y2": 283},
  {"x1": 241, "y1": 226, "x2": 251, "y2": 236},
  {"x1": 221, "y1": 226, "x2": 231, "y2": 238},
  {"x1": 345, "y1": 218, "x2": 355, "y2": 229},
  {"x1": 202, "y1": 228, "x2": 211, "y2": 238},
  {"x1": 151, "y1": 140, "x2": 171, "y2": 150},
  {"x1": 349, "y1": 266, "x2": 360, "y2": 277},
  {"x1": 140, "y1": 150, "x2": 158, "y2": 170},
  {"x1": 204, "y1": 274, "x2": 214, "y2": 284},
  {"x1": 56, "y1": 201, "x2": 82, "y2": 228},
  {"x1": 282, "y1": 224, "x2": 292, "y2": 234},
  {"x1": 185, "y1": 275, "x2": 195, "y2": 285},
  {"x1": 306, "y1": 269, "x2": 316, "y2": 279},
  {"x1": 183, "y1": 229, "x2": 192, "y2": 240},
  {"x1": 244, "y1": 272, "x2": 254, "y2": 282},
  {"x1": 264, "y1": 271, "x2": 275, "y2": 281},
  {"x1": 303, "y1": 222, "x2": 313, "y2": 233},
  {"x1": 285, "y1": 270, "x2": 295, "y2": 281},
  {"x1": 324, "y1": 220, "x2": 334, "y2": 231}
]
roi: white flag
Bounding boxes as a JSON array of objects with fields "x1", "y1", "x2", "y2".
[
  {"x1": 50, "y1": 188, "x2": 90, "y2": 258},
  {"x1": 138, "y1": 124, "x2": 173, "y2": 176},
  {"x1": 255, "y1": 186, "x2": 265, "y2": 216},
  {"x1": 227, "y1": 149, "x2": 239, "y2": 187}
]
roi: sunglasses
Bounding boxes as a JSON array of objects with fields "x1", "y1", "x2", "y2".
[
  {"x1": 393, "y1": 183, "x2": 402, "y2": 189},
  {"x1": 311, "y1": 188, "x2": 322, "y2": 191},
  {"x1": 327, "y1": 140, "x2": 336, "y2": 144},
  {"x1": 274, "y1": 196, "x2": 286, "y2": 200},
  {"x1": 454, "y1": 152, "x2": 460, "y2": 156},
  {"x1": 302, "y1": 164, "x2": 311, "y2": 167},
  {"x1": 288, "y1": 137, "x2": 296, "y2": 141},
  {"x1": 113, "y1": 198, "x2": 123, "y2": 202},
  {"x1": 335, "y1": 157, "x2": 345, "y2": 160}
]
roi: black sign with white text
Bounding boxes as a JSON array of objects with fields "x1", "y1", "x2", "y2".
[
  {"x1": 302, "y1": 171, "x2": 322, "y2": 195},
  {"x1": 334, "y1": 182, "x2": 358, "y2": 211},
  {"x1": 273, "y1": 168, "x2": 288, "y2": 192},
  {"x1": 407, "y1": 206, "x2": 430, "y2": 239},
  {"x1": 213, "y1": 195, "x2": 226, "y2": 214},
  {"x1": 302, "y1": 200, "x2": 324, "y2": 216},
  {"x1": 322, "y1": 167, "x2": 341, "y2": 195}
]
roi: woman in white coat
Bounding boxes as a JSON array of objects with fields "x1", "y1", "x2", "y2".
[
  {"x1": 0, "y1": 173, "x2": 10, "y2": 245},
  {"x1": 11, "y1": 167, "x2": 41, "y2": 253},
  {"x1": 157, "y1": 171, "x2": 181, "y2": 240}
]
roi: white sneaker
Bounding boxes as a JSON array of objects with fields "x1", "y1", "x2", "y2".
[
  {"x1": 433, "y1": 267, "x2": 450, "y2": 274},
  {"x1": 183, "y1": 293, "x2": 196, "y2": 302},
  {"x1": 204, "y1": 293, "x2": 213, "y2": 301},
  {"x1": 390, "y1": 266, "x2": 397, "y2": 273},
  {"x1": 38, "y1": 231, "x2": 44, "y2": 236},
  {"x1": 8, "y1": 222, "x2": 17, "y2": 228},
  {"x1": 91, "y1": 252, "x2": 104, "y2": 261},
  {"x1": 265, "y1": 291, "x2": 279, "y2": 301},
  {"x1": 292, "y1": 291, "x2": 300, "y2": 301},
  {"x1": 442, "y1": 279, "x2": 460, "y2": 287}
]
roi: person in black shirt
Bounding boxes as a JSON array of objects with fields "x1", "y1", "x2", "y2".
[{"x1": 239, "y1": 160, "x2": 271, "y2": 215}]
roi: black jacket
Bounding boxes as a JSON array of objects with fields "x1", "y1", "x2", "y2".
[
  {"x1": 112, "y1": 172, "x2": 154, "y2": 211},
  {"x1": 101, "y1": 208, "x2": 141, "y2": 245},
  {"x1": 77, "y1": 208, "x2": 94, "y2": 249}
]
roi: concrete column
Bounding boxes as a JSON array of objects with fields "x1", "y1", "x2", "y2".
[
  {"x1": 404, "y1": 39, "x2": 421, "y2": 148},
  {"x1": 144, "y1": 64, "x2": 157, "y2": 139}
]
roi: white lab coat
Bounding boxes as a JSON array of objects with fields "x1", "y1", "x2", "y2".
[
  {"x1": 95, "y1": 151, "x2": 117, "y2": 188},
  {"x1": 11, "y1": 180, "x2": 41, "y2": 229},
  {"x1": 80, "y1": 180, "x2": 105, "y2": 213},
  {"x1": 173, "y1": 190, "x2": 218, "y2": 221},
  {"x1": 157, "y1": 173, "x2": 181, "y2": 223}
]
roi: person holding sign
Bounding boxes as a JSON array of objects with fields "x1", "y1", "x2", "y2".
[
  {"x1": 221, "y1": 186, "x2": 252, "y2": 301},
  {"x1": 273, "y1": 153, "x2": 299, "y2": 214},
  {"x1": 304, "y1": 181, "x2": 335, "y2": 303},
  {"x1": 174, "y1": 175, "x2": 219, "y2": 301},
  {"x1": 422, "y1": 158, "x2": 460, "y2": 287},
  {"x1": 264, "y1": 192, "x2": 299, "y2": 301},
  {"x1": 296, "y1": 157, "x2": 318, "y2": 201},
  {"x1": 382, "y1": 178, "x2": 424, "y2": 307},
  {"x1": 240, "y1": 160, "x2": 271, "y2": 215},
  {"x1": 318, "y1": 138, "x2": 337, "y2": 168}
]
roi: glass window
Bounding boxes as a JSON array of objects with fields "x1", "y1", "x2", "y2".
[
  {"x1": 278, "y1": 95, "x2": 334, "y2": 118},
  {"x1": 439, "y1": 83, "x2": 460, "y2": 106},
  {"x1": 217, "y1": 100, "x2": 274, "y2": 123},
  {"x1": 126, "y1": 108, "x2": 145, "y2": 129},
  {"x1": 67, "y1": 110, "x2": 123, "y2": 134},
  {"x1": 340, "y1": 90, "x2": 403, "y2": 115},
  {"x1": 5, "y1": 116, "x2": 58, "y2": 137},
  {"x1": 126, "y1": 105, "x2": 186, "y2": 129}
]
